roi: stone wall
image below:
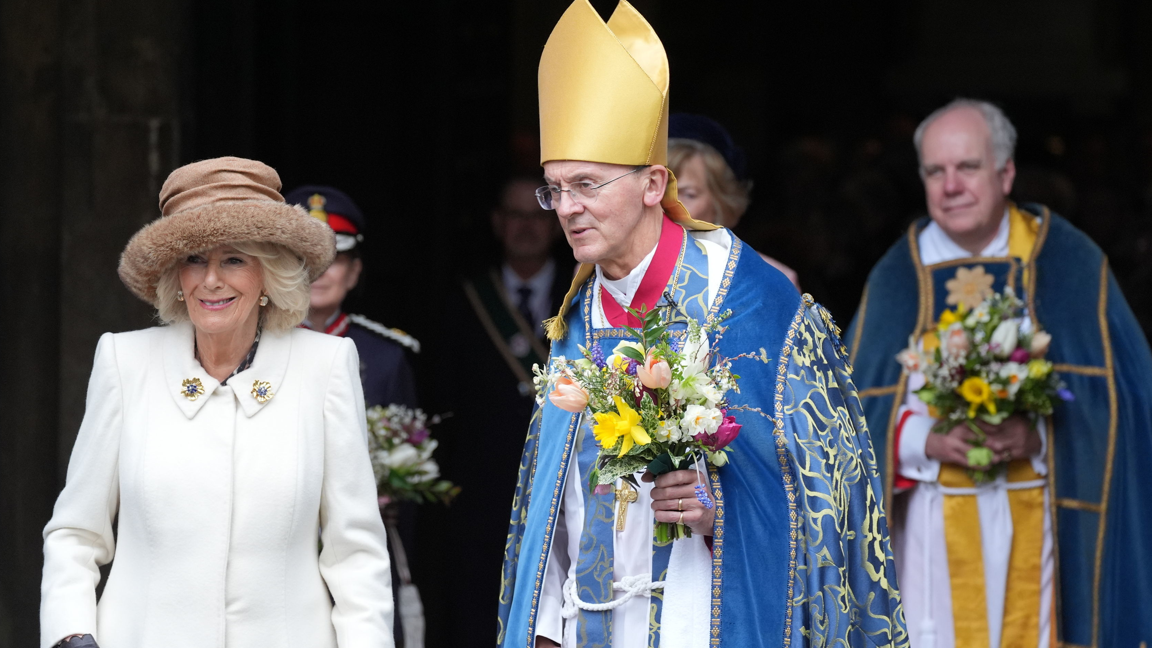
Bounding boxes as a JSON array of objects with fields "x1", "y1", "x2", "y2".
[{"x1": 0, "y1": 0, "x2": 182, "y2": 645}]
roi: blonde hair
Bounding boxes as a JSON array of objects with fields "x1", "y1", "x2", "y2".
[
  {"x1": 154, "y1": 241, "x2": 311, "y2": 333},
  {"x1": 668, "y1": 138, "x2": 752, "y2": 228}
]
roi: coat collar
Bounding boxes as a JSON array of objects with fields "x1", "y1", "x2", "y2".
[{"x1": 163, "y1": 321, "x2": 292, "y2": 419}]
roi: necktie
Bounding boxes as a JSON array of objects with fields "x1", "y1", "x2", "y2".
[{"x1": 516, "y1": 286, "x2": 535, "y2": 331}]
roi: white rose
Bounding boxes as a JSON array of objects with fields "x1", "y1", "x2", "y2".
[
  {"x1": 417, "y1": 459, "x2": 440, "y2": 481},
  {"x1": 381, "y1": 444, "x2": 421, "y2": 469},
  {"x1": 990, "y1": 321, "x2": 1019, "y2": 358}
]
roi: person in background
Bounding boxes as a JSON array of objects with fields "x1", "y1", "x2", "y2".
[
  {"x1": 285, "y1": 185, "x2": 419, "y2": 409},
  {"x1": 41, "y1": 157, "x2": 394, "y2": 648},
  {"x1": 285, "y1": 185, "x2": 420, "y2": 647},
  {"x1": 668, "y1": 112, "x2": 801, "y2": 289},
  {"x1": 846, "y1": 98, "x2": 1152, "y2": 648},
  {"x1": 423, "y1": 175, "x2": 572, "y2": 644}
]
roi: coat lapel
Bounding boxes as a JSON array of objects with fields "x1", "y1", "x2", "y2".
[
  {"x1": 163, "y1": 321, "x2": 221, "y2": 420},
  {"x1": 230, "y1": 327, "x2": 292, "y2": 418}
]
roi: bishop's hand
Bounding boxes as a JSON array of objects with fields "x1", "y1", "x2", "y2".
[{"x1": 644, "y1": 469, "x2": 716, "y2": 536}]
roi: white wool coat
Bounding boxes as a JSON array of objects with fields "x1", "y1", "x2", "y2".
[{"x1": 40, "y1": 322, "x2": 394, "y2": 648}]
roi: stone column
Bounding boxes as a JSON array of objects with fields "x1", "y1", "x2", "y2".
[
  {"x1": 0, "y1": 1, "x2": 64, "y2": 645},
  {"x1": 0, "y1": 0, "x2": 185, "y2": 645}
]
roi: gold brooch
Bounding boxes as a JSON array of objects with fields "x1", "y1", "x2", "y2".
[
  {"x1": 181, "y1": 378, "x2": 206, "y2": 401},
  {"x1": 251, "y1": 380, "x2": 274, "y2": 404}
]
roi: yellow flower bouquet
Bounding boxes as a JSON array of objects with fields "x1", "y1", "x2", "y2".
[
  {"x1": 896, "y1": 288, "x2": 1073, "y2": 482},
  {"x1": 533, "y1": 304, "x2": 769, "y2": 541}
]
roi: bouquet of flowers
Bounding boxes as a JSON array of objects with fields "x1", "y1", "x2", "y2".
[
  {"x1": 897, "y1": 287, "x2": 1073, "y2": 482},
  {"x1": 366, "y1": 404, "x2": 460, "y2": 506},
  {"x1": 534, "y1": 303, "x2": 769, "y2": 541}
]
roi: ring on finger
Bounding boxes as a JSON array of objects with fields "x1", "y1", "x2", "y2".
[
  {"x1": 677, "y1": 498, "x2": 683, "y2": 512},
  {"x1": 677, "y1": 511, "x2": 684, "y2": 525}
]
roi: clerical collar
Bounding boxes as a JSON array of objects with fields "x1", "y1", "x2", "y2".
[
  {"x1": 597, "y1": 241, "x2": 658, "y2": 308},
  {"x1": 920, "y1": 209, "x2": 1009, "y2": 264}
]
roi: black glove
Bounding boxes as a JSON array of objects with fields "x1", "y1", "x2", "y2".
[{"x1": 55, "y1": 635, "x2": 99, "y2": 648}]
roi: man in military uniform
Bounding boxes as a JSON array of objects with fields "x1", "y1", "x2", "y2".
[
  {"x1": 286, "y1": 185, "x2": 419, "y2": 409},
  {"x1": 286, "y1": 184, "x2": 421, "y2": 648}
]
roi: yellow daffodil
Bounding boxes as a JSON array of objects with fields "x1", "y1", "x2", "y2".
[
  {"x1": 592, "y1": 396, "x2": 651, "y2": 457},
  {"x1": 1027, "y1": 359, "x2": 1052, "y2": 380},
  {"x1": 958, "y1": 376, "x2": 997, "y2": 418},
  {"x1": 938, "y1": 306, "x2": 964, "y2": 330}
]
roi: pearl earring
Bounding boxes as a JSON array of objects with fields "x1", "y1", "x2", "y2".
[
  {"x1": 259, "y1": 295, "x2": 269, "y2": 307},
  {"x1": 176, "y1": 290, "x2": 184, "y2": 302}
]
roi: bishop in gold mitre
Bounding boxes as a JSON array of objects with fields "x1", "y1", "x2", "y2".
[{"x1": 497, "y1": 2, "x2": 907, "y2": 647}]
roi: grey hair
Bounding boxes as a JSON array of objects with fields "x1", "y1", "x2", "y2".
[
  {"x1": 913, "y1": 98, "x2": 1017, "y2": 171},
  {"x1": 155, "y1": 241, "x2": 311, "y2": 333}
]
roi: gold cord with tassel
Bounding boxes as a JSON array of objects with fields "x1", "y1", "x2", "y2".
[{"x1": 545, "y1": 263, "x2": 595, "y2": 341}]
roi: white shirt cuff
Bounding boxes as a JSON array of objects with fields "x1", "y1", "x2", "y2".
[
  {"x1": 898, "y1": 411, "x2": 941, "y2": 483},
  {"x1": 534, "y1": 590, "x2": 563, "y2": 644}
]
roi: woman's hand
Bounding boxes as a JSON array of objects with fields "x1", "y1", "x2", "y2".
[
  {"x1": 643, "y1": 469, "x2": 716, "y2": 536},
  {"x1": 55, "y1": 635, "x2": 98, "y2": 648}
]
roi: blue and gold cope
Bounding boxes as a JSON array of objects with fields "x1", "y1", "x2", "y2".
[
  {"x1": 498, "y1": 223, "x2": 907, "y2": 647},
  {"x1": 846, "y1": 204, "x2": 1152, "y2": 648}
]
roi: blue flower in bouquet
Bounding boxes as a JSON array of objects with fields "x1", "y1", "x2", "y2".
[{"x1": 589, "y1": 344, "x2": 606, "y2": 368}]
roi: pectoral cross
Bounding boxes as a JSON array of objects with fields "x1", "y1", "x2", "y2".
[{"x1": 615, "y1": 481, "x2": 638, "y2": 531}]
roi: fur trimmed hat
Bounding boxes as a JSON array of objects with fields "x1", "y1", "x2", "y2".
[{"x1": 118, "y1": 156, "x2": 336, "y2": 305}]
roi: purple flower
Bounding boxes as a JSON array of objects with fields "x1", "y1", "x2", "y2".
[
  {"x1": 590, "y1": 344, "x2": 606, "y2": 368},
  {"x1": 626, "y1": 360, "x2": 638, "y2": 376},
  {"x1": 1009, "y1": 347, "x2": 1031, "y2": 364},
  {"x1": 1057, "y1": 388, "x2": 1075, "y2": 402},
  {"x1": 594, "y1": 483, "x2": 613, "y2": 496},
  {"x1": 408, "y1": 427, "x2": 431, "y2": 444}
]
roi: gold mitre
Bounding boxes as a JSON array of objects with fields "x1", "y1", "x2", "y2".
[{"x1": 538, "y1": 0, "x2": 718, "y2": 232}]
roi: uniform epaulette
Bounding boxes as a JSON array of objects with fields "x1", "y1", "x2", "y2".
[{"x1": 347, "y1": 314, "x2": 421, "y2": 353}]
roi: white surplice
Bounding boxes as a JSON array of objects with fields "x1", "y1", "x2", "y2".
[
  {"x1": 895, "y1": 213, "x2": 1054, "y2": 648},
  {"x1": 535, "y1": 228, "x2": 731, "y2": 648}
]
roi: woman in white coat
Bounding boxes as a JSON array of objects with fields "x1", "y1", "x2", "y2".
[{"x1": 40, "y1": 157, "x2": 395, "y2": 648}]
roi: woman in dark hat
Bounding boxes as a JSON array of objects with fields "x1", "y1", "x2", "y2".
[
  {"x1": 669, "y1": 113, "x2": 801, "y2": 289},
  {"x1": 41, "y1": 157, "x2": 395, "y2": 648}
]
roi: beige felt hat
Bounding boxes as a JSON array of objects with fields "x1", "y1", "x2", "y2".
[{"x1": 118, "y1": 156, "x2": 336, "y2": 305}]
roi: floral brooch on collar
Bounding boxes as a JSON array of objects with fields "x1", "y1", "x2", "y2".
[
  {"x1": 251, "y1": 380, "x2": 274, "y2": 404},
  {"x1": 181, "y1": 378, "x2": 206, "y2": 401}
]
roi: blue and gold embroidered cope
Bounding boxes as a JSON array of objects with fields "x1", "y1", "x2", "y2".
[{"x1": 499, "y1": 225, "x2": 907, "y2": 647}]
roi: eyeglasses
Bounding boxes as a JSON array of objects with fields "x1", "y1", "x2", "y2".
[{"x1": 535, "y1": 166, "x2": 647, "y2": 211}]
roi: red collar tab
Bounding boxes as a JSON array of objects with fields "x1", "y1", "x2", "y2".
[{"x1": 600, "y1": 214, "x2": 683, "y2": 328}]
